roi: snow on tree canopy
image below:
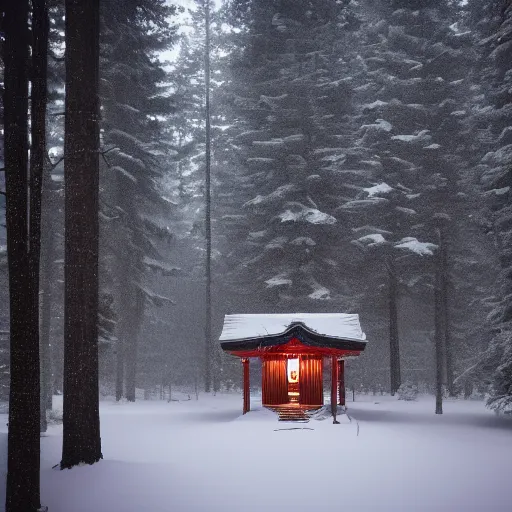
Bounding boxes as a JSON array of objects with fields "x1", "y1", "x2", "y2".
[
  {"x1": 338, "y1": 198, "x2": 389, "y2": 210},
  {"x1": 364, "y1": 182, "x2": 393, "y2": 197},
  {"x1": 248, "y1": 230, "x2": 267, "y2": 240},
  {"x1": 265, "y1": 236, "x2": 288, "y2": 251},
  {"x1": 391, "y1": 130, "x2": 431, "y2": 144},
  {"x1": 486, "y1": 187, "x2": 510, "y2": 196},
  {"x1": 358, "y1": 233, "x2": 387, "y2": 245},
  {"x1": 361, "y1": 119, "x2": 393, "y2": 132},
  {"x1": 308, "y1": 281, "x2": 331, "y2": 300},
  {"x1": 290, "y1": 236, "x2": 316, "y2": 246},
  {"x1": 394, "y1": 237, "x2": 438, "y2": 256},
  {"x1": 278, "y1": 203, "x2": 336, "y2": 225},
  {"x1": 362, "y1": 99, "x2": 388, "y2": 110},
  {"x1": 265, "y1": 275, "x2": 292, "y2": 288},
  {"x1": 142, "y1": 257, "x2": 180, "y2": 276},
  {"x1": 219, "y1": 313, "x2": 367, "y2": 342},
  {"x1": 244, "y1": 184, "x2": 297, "y2": 208}
]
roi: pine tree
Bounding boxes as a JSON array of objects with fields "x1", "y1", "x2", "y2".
[
  {"x1": 3, "y1": 0, "x2": 45, "y2": 509},
  {"x1": 99, "y1": 0, "x2": 178, "y2": 401},
  {"x1": 61, "y1": 0, "x2": 102, "y2": 468},
  {"x1": 471, "y1": 0, "x2": 512, "y2": 412},
  {"x1": 222, "y1": 0, "x2": 361, "y2": 312},
  {"x1": 336, "y1": 0, "x2": 494, "y2": 396},
  {"x1": 166, "y1": 0, "x2": 238, "y2": 391},
  {"x1": 30, "y1": 0, "x2": 50, "y2": 434}
]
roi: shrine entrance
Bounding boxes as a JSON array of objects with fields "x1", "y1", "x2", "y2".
[{"x1": 287, "y1": 358, "x2": 299, "y2": 403}]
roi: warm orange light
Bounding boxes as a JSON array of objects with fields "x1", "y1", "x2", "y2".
[{"x1": 287, "y1": 358, "x2": 299, "y2": 383}]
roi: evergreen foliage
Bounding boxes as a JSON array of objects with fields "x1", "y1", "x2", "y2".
[
  {"x1": 471, "y1": 0, "x2": 512, "y2": 413},
  {"x1": 99, "y1": 0, "x2": 179, "y2": 400}
]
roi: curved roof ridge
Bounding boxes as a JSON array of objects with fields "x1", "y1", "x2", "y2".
[{"x1": 219, "y1": 313, "x2": 367, "y2": 343}]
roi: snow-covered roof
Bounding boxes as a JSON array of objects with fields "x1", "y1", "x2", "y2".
[{"x1": 219, "y1": 313, "x2": 366, "y2": 343}]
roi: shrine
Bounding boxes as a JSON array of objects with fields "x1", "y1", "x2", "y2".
[{"x1": 219, "y1": 313, "x2": 367, "y2": 415}]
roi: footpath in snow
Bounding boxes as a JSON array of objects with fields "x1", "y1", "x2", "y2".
[{"x1": 0, "y1": 393, "x2": 511, "y2": 512}]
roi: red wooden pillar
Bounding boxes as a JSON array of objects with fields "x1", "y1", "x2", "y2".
[
  {"x1": 338, "y1": 359, "x2": 346, "y2": 406},
  {"x1": 330, "y1": 355, "x2": 338, "y2": 416},
  {"x1": 242, "y1": 358, "x2": 250, "y2": 414}
]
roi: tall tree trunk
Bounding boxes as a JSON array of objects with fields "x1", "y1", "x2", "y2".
[
  {"x1": 40, "y1": 167, "x2": 56, "y2": 413},
  {"x1": 388, "y1": 257, "x2": 401, "y2": 395},
  {"x1": 125, "y1": 342, "x2": 137, "y2": 401},
  {"x1": 4, "y1": 1, "x2": 43, "y2": 510},
  {"x1": 61, "y1": 0, "x2": 102, "y2": 469},
  {"x1": 434, "y1": 236, "x2": 444, "y2": 415},
  {"x1": 115, "y1": 336, "x2": 124, "y2": 401},
  {"x1": 125, "y1": 290, "x2": 143, "y2": 402},
  {"x1": 30, "y1": 0, "x2": 50, "y2": 434},
  {"x1": 204, "y1": 0, "x2": 213, "y2": 393},
  {"x1": 439, "y1": 227, "x2": 455, "y2": 395}
]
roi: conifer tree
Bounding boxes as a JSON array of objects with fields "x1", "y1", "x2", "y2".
[
  {"x1": 472, "y1": 0, "x2": 512, "y2": 412},
  {"x1": 61, "y1": 0, "x2": 102, "y2": 468},
  {"x1": 99, "y1": 0, "x2": 178, "y2": 401},
  {"x1": 3, "y1": 0, "x2": 46, "y2": 508}
]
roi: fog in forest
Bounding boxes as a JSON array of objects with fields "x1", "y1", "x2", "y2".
[
  {"x1": 2, "y1": 0, "x2": 512, "y2": 510},
  {"x1": 1, "y1": 0, "x2": 511, "y2": 406}
]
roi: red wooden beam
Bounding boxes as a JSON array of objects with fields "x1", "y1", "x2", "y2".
[
  {"x1": 330, "y1": 355, "x2": 338, "y2": 417},
  {"x1": 338, "y1": 359, "x2": 346, "y2": 407},
  {"x1": 226, "y1": 339, "x2": 361, "y2": 359},
  {"x1": 242, "y1": 358, "x2": 250, "y2": 414}
]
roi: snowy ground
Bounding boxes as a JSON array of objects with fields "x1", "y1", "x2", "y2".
[{"x1": 0, "y1": 393, "x2": 511, "y2": 512}]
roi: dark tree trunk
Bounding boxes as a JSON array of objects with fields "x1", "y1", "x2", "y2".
[
  {"x1": 204, "y1": 0, "x2": 214, "y2": 393},
  {"x1": 112, "y1": 165, "x2": 144, "y2": 401},
  {"x1": 30, "y1": 0, "x2": 50, "y2": 434},
  {"x1": 388, "y1": 257, "x2": 401, "y2": 395},
  {"x1": 4, "y1": 1, "x2": 42, "y2": 510},
  {"x1": 125, "y1": 291, "x2": 143, "y2": 402},
  {"x1": 434, "y1": 233, "x2": 444, "y2": 415},
  {"x1": 116, "y1": 269, "x2": 143, "y2": 403},
  {"x1": 40, "y1": 168, "x2": 56, "y2": 413},
  {"x1": 125, "y1": 348, "x2": 137, "y2": 401},
  {"x1": 115, "y1": 337, "x2": 124, "y2": 401},
  {"x1": 114, "y1": 250, "x2": 128, "y2": 403},
  {"x1": 61, "y1": 0, "x2": 103, "y2": 469},
  {"x1": 439, "y1": 227, "x2": 455, "y2": 396}
]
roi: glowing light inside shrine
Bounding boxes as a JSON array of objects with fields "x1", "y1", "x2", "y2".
[{"x1": 287, "y1": 358, "x2": 299, "y2": 383}]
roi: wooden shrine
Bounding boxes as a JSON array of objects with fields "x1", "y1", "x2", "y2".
[{"x1": 219, "y1": 313, "x2": 367, "y2": 415}]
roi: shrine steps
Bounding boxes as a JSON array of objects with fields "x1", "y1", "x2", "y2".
[{"x1": 266, "y1": 405, "x2": 321, "y2": 422}]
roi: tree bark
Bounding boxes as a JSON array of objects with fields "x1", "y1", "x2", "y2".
[
  {"x1": 61, "y1": 0, "x2": 103, "y2": 468},
  {"x1": 115, "y1": 337, "x2": 125, "y2": 401},
  {"x1": 439, "y1": 227, "x2": 455, "y2": 395},
  {"x1": 40, "y1": 167, "x2": 56, "y2": 413},
  {"x1": 388, "y1": 257, "x2": 401, "y2": 395},
  {"x1": 30, "y1": 0, "x2": 50, "y2": 434},
  {"x1": 125, "y1": 290, "x2": 143, "y2": 402},
  {"x1": 204, "y1": 0, "x2": 213, "y2": 393},
  {"x1": 4, "y1": 0, "x2": 42, "y2": 509},
  {"x1": 435, "y1": 232, "x2": 444, "y2": 415}
]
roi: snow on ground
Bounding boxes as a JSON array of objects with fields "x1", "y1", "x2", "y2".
[{"x1": 0, "y1": 393, "x2": 511, "y2": 512}]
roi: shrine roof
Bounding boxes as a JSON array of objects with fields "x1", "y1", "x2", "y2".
[{"x1": 219, "y1": 313, "x2": 367, "y2": 354}]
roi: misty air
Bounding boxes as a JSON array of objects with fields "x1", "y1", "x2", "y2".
[{"x1": 1, "y1": 0, "x2": 512, "y2": 511}]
